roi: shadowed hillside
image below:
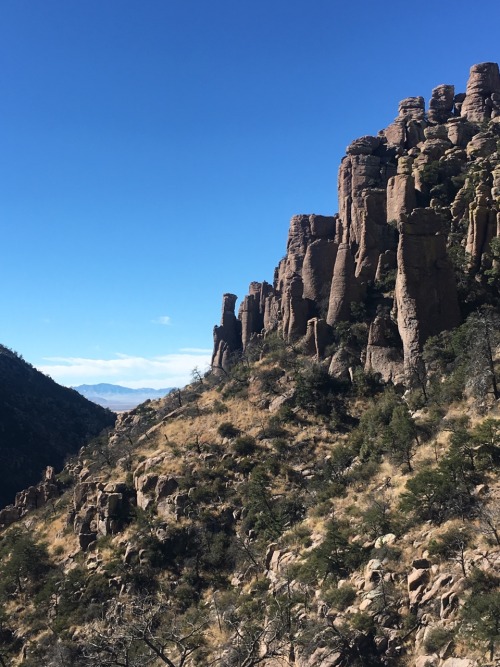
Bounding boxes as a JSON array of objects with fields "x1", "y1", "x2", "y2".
[{"x1": 0, "y1": 345, "x2": 116, "y2": 507}]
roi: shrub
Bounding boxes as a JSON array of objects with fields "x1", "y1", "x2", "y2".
[
  {"x1": 323, "y1": 584, "x2": 357, "y2": 611},
  {"x1": 212, "y1": 400, "x2": 229, "y2": 414},
  {"x1": 400, "y1": 468, "x2": 460, "y2": 524},
  {"x1": 461, "y1": 591, "x2": 500, "y2": 657},
  {"x1": 428, "y1": 526, "x2": 473, "y2": 577},
  {"x1": 301, "y1": 518, "x2": 367, "y2": 584},
  {"x1": 233, "y1": 435, "x2": 257, "y2": 456},
  {"x1": 423, "y1": 626, "x2": 454, "y2": 654},
  {"x1": 0, "y1": 532, "x2": 55, "y2": 599},
  {"x1": 400, "y1": 444, "x2": 480, "y2": 525},
  {"x1": 295, "y1": 364, "x2": 347, "y2": 419},
  {"x1": 217, "y1": 422, "x2": 240, "y2": 439}
]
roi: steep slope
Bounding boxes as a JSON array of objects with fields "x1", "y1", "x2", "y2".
[
  {"x1": 1, "y1": 63, "x2": 500, "y2": 667},
  {"x1": 0, "y1": 345, "x2": 116, "y2": 507},
  {"x1": 0, "y1": 345, "x2": 499, "y2": 667}
]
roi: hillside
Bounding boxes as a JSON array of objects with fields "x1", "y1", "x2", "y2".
[
  {"x1": 0, "y1": 345, "x2": 116, "y2": 508},
  {"x1": 1, "y1": 63, "x2": 500, "y2": 667}
]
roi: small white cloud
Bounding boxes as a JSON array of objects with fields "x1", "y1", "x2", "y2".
[
  {"x1": 38, "y1": 350, "x2": 212, "y2": 390},
  {"x1": 152, "y1": 315, "x2": 172, "y2": 326}
]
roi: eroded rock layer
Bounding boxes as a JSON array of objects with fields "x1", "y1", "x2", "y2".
[{"x1": 212, "y1": 63, "x2": 500, "y2": 385}]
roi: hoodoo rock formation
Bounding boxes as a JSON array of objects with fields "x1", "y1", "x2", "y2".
[
  {"x1": 211, "y1": 293, "x2": 242, "y2": 373},
  {"x1": 212, "y1": 63, "x2": 500, "y2": 385}
]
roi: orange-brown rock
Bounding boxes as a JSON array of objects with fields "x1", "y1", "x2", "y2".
[
  {"x1": 365, "y1": 312, "x2": 404, "y2": 384},
  {"x1": 461, "y1": 62, "x2": 500, "y2": 122},
  {"x1": 338, "y1": 140, "x2": 397, "y2": 281},
  {"x1": 211, "y1": 63, "x2": 500, "y2": 389},
  {"x1": 466, "y1": 179, "x2": 497, "y2": 272},
  {"x1": 302, "y1": 239, "x2": 338, "y2": 305},
  {"x1": 326, "y1": 243, "x2": 361, "y2": 325},
  {"x1": 387, "y1": 173, "x2": 416, "y2": 224},
  {"x1": 282, "y1": 275, "x2": 309, "y2": 341},
  {"x1": 446, "y1": 117, "x2": 476, "y2": 147},
  {"x1": 303, "y1": 318, "x2": 330, "y2": 359},
  {"x1": 395, "y1": 209, "x2": 460, "y2": 376},
  {"x1": 385, "y1": 97, "x2": 426, "y2": 149},
  {"x1": 239, "y1": 281, "x2": 272, "y2": 349},
  {"x1": 428, "y1": 84, "x2": 455, "y2": 124},
  {"x1": 212, "y1": 293, "x2": 242, "y2": 372}
]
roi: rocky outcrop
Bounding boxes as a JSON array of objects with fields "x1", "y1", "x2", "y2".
[
  {"x1": 395, "y1": 209, "x2": 461, "y2": 377},
  {"x1": 326, "y1": 243, "x2": 361, "y2": 325},
  {"x1": 212, "y1": 63, "x2": 500, "y2": 386},
  {"x1": 239, "y1": 281, "x2": 272, "y2": 349},
  {"x1": 71, "y1": 479, "x2": 133, "y2": 550},
  {"x1": 384, "y1": 96, "x2": 426, "y2": 149},
  {"x1": 0, "y1": 466, "x2": 60, "y2": 529},
  {"x1": 461, "y1": 62, "x2": 500, "y2": 122},
  {"x1": 303, "y1": 318, "x2": 330, "y2": 359},
  {"x1": 212, "y1": 293, "x2": 242, "y2": 372},
  {"x1": 387, "y1": 157, "x2": 417, "y2": 224},
  {"x1": 278, "y1": 214, "x2": 338, "y2": 340},
  {"x1": 339, "y1": 138, "x2": 396, "y2": 282},
  {"x1": 466, "y1": 175, "x2": 498, "y2": 272},
  {"x1": 365, "y1": 312, "x2": 404, "y2": 384},
  {"x1": 428, "y1": 84, "x2": 455, "y2": 124}
]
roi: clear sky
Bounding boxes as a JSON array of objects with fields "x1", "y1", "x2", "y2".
[{"x1": 1, "y1": 0, "x2": 499, "y2": 389}]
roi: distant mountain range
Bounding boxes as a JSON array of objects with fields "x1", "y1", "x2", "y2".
[{"x1": 73, "y1": 383, "x2": 173, "y2": 411}]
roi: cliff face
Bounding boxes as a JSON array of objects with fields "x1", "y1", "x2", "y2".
[{"x1": 212, "y1": 62, "x2": 500, "y2": 384}]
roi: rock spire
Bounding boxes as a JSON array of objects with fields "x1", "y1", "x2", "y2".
[{"x1": 211, "y1": 63, "x2": 500, "y2": 386}]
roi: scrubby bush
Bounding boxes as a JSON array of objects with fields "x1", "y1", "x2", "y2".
[
  {"x1": 0, "y1": 531, "x2": 55, "y2": 600},
  {"x1": 399, "y1": 457, "x2": 478, "y2": 525},
  {"x1": 323, "y1": 584, "x2": 357, "y2": 611},
  {"x1": 233, "y1": 435, "x2": 257, "y2": 456},
  {"x1": 428, "y1": 526, "x2": 473, "y2": 576},
  {"x1": 299, "y1": 518, "x2": 367, "y2": 585},
  {"x1": 295, "y1": 364, "x2": 347, "y2": 420},
  {"x1": 423, "y1": 626, "x2": 454, "y2": 654},
  {"x1": 217, "y1": 421, "x2": 240, "y2": 439}
]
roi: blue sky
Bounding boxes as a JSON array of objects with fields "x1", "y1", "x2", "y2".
[{"x1": 1, "y1": 0, "x2": 499, "y2": 388}]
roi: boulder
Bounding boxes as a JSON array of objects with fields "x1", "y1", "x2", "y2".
[
  {"x1": 365, "y1": 313, "x2": 404, "y2": 384},
  {"x1": 415, "y1": 657, "x2": 439, "y2": 667},
  {"x1": 303, "y1": 318, "x2": 330, "y2": 358},
  {"x1": 466, "y1": 132, "x2": 498, "y2": 159},
  {"x1": 461, "y1": 62, "x2": 500, "y2": 122},
  {"x1": 328, "y1": 345, "x2": 359, "y2": 381},
  {"x1": 134, "y1": 473, "x2": 158, "y2": 511},
  {"x1": 155, "y1": 476, "x2": 179, "y2": 499},
  {"x1": 346, "y1": 135, "x2": 381, "y2": 155},
  {"x1": 387, "y1": 174, "x2": 417, "y2": 224},
  {"x1": 428, "y1": 84, "x2": 455, "y2": 124}
]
